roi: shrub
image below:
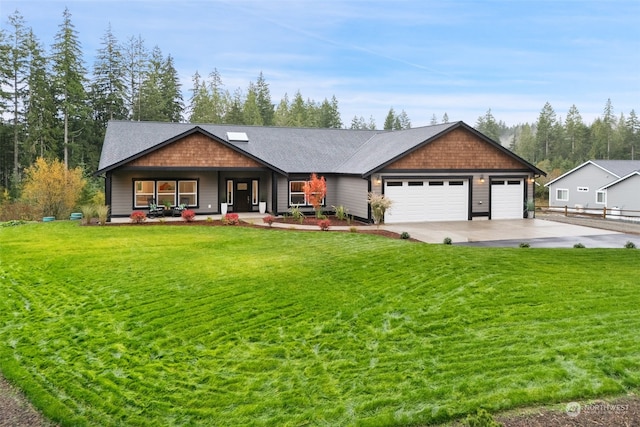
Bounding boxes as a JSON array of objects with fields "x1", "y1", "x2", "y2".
[
  {"x1": 206, "y1": 216, "x2": 213, "y2": 222},
  {"x1": 400, "y1": 231, "x2": 410, "y2": 239},
  {"x1": 95, "y1": 205, "x2": 110, "y2": 225},
  {"x1": 332, "y1": 205, "x2": 349, "y2": 221},
  {"x1": 223, "y1": 213, "x2": 240, "y2": 225},
  {"x1": 367, "y1": 192, "x2": 392, "y2": 225},
  {"x1": 303, "y1": 173, "x2": 327, "y2": 218},
  {"x1": 289, "y1": 204, "x2": 305, "y2": 224},
  {"x1": 130, "y1": 210, "x2": 146, "y2": 224},
  {"x1": 21, "y1": 157, "x2": 86, "y2": 218},
  {"x1": 0, "y1": 200, "x2": 39, "y2": 221},
  {"x1": 349, "y1": 226, "x2": 358, "y2": 233},
  {"x1": 0, "y1": 220, "x2": 26, "y2": 227},
  {"x1": 573, "y1": 243, "x2": 585, "y2": 248},
  {"x1": 80, "y1": 205, "x2": 95, "y2": 225},
  {"x1": 465, "y1": 408, "x2": 503, "y2": 427},
  {"x1": 519, "y1": 242, "x2": 530, "y2": 248},
  {"x1": 443, "y1": 237, "x2": 452, "y2": 245},
  {"x1": 317, "y1": 219, "x2": 331, "y2": 231},
  {"x1": 263, "y1": 215, "x2": 275, "y2": 227},
  {"x1": 181, "y1": 209, "x2": 196, "y2": 222},
  {"x1": 624, "y1": 241, "x2": 636, "y2": 249}
]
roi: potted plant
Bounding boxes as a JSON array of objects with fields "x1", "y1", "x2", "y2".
[
  {"x1": 220, "y1": 195, "x2": 228, "y2": 215},
  {"x1": 526, "y1": 200, "x2": 535, "y2": 218},
  {"x1": 259, "y1": 199, "x2": 267, "y2": 214}
]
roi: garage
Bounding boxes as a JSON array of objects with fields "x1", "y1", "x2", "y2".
[
  {"x1": 491, "y1": 179, "x2": 524, "y2": 219},
  {"x1": 384, "y1": 179, "x2": 469, "y2": 223}
]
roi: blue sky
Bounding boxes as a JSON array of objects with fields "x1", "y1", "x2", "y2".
[{"x1": 2, "y1": 0, "x2": 638, "y2": 127}]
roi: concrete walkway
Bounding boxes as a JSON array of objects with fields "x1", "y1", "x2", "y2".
[
  {"x1": 383, "y1": 217, "x2": 640, "y2": 248},
  {"x1": 110, "y1": 213, "x2": 640, "y2": 248}
]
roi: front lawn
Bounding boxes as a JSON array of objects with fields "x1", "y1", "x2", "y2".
[{"x1": 0, "y1": 222, "x2": 639, "y2": 426}]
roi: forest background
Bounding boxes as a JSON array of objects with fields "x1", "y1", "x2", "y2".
[{"x1": 1, "y1": 8, "x2": 638, "y2": 202}]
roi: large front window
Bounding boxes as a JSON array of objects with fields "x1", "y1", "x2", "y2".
[
  {"x1": 289, "y1": 180, "x2": 326, "y2": 206},
  {"x1": 134, "y1": 179, "x2": 198, "y2": 208}
]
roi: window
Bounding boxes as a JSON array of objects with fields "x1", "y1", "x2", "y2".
[
  {"x1": 449, "y1": 181, "x2": 464, "y2": 186},
  {"x1": 289, "y1": 180, "x2": 326, "y2": 206},
  {"x1": 134, "y1": 181, "x2": 155, "y2": 207},
  {"x1": 134, "y1": 179, "x2": 198, "y2": 208},
  {"x1": 429, "y1": 181, "x2": 444, "y2": 186},
  {"x1": 596, "y1": 191, "x2": 606, "y2": 204},
  {"x1": 226, "y1": 180, "x2": 234, "y2": 205},
  {"x1": 178, "y1": 181, "x2": 197, "y2": 206},
  {"x1": 252, "y1": 180, "x2": 259, "y2": 205},
  {"x1": 386, "y1": 181, "x2": 403, "y2": 187},
  {"x1": 507, "y1": 180, "x2": 521, "y2": 185},
  {"x1": 408, "y1": 181, "x2": 424, "y2": 186},
  {"x1": 577, "y1": 186, "x2": 589, "y2": 192},
  {"x1": 556, "y1": 188, "x2": 569, "y2": 201},
  {"x1": 289, "y1": 181, "x2": 306, "y2": 205}
]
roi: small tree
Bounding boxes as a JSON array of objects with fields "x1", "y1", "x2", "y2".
[
  {"x1": 367, "y1": 192, "x2": 392, "y2": 226},
  {"x1": 303, "y1": 173, "x2": 326, "y2": 218},
  {"x1": 21, "y1": 157, "x2": 85, "y2": 218}
]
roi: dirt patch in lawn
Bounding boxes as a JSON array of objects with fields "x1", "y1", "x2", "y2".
[{"x1": 0, "y1": 376, "x2": 57, "y2": 427}]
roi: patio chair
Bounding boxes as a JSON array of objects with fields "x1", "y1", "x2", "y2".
[
  {"x1": 173, "y1": 197, "x2": 189, "y2": 217},
  {"x1": 147, "y1": 198, "x2": 164, "y2": 218}
]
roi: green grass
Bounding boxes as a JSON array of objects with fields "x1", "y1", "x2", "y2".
[{"x1": 0, "y1": 221, "x2": 639, "y2": 426}]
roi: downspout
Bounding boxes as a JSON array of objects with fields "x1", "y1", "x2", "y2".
[{"x1": 105, "y1": 172, "x2": 112, "y2": 222}]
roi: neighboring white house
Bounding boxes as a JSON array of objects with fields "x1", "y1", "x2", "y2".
[{"x1": 545, "y1": 160, "x2": 640, "y2": 214}]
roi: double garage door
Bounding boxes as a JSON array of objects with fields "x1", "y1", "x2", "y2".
[
  {"x1": 384, "y1": 179, "x2": 469, "y2": 223},
  {"x1": 383, "y1": 178, "x2": 525, "y2": 223}
]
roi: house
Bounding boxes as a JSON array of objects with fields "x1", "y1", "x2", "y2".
[
  {"x1": 96, "y1": 120, "x2": 545, "y2": 223},
  {"x1": 545, "y1": 160, "x2": 640, "y2": 213}
]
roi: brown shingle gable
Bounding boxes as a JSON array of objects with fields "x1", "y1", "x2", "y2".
[
  {"x1": 127, "y1": 133, "x2": 262, "y2": 168},
  {"x1": 386, "y1": 128, "x2": 525, "y2": 170}
]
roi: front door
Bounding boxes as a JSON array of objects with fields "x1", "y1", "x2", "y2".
[{"x1": 235, "y1": 180, "x2": 251, "y2": 212}]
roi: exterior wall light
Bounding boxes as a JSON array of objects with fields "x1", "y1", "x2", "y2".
[{"x1": 479, "y1": 175, "x2": 485, "y2": 183}]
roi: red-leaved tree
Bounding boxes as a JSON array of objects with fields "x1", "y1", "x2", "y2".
[{"x1": 303, "y1": 173, "x2": 327, "y2": 218}]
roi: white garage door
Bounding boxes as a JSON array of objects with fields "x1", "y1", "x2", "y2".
[
  {"x1": 384, "y1": 179, "x2": 469, "y2": 223},
  {"x1": 491, "y1": 179, "x2": 524, "y2": 219}
]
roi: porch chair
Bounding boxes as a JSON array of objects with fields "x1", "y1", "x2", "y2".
[
  {"x1": 147, "y1": 198, "x2": 164, "y2": 218},
  {"x1": 173, "y1": 197, "x2": 189, "y2": 217}
]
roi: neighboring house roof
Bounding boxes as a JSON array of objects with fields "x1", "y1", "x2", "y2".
[
  {"x1": 97, "y1": 120, "x2": 545, "y2": 177},
  {"x1": 599, "y1": 170, "x2": 640, "y2": 190},
  {"x1": 545, "y1": 159, "x2": 640, "y2": 187}
]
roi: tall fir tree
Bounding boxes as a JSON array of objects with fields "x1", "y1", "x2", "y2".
[
  {"x1": 384, "y1": 107, "x2": 396, "y2": 130},
  {"x1": 91, "y1": 24, "x2": 127, "y2": 127},
  {"x1": 122, "y1": 34, "x2": 147, "y2": 120},
  {"x1": 255, "y1": 72, "x2": 274, "y2": 126},
  {"x1": 51, "y1": 7, "x2": 89, "y2": 168},
  {"x1": 535, "y1": 102, "x2": 558, "y2": 161},
  {"x1": 475, "y1": 109, "x2": 500, "y2": 142},
  {"x1": 4, "y1": 11, "x2": 30, "y2": 181},
  {"x1": 160, "y1": 54, "x2": 183, "y2": 121}
]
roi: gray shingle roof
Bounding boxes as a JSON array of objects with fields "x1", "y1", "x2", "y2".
[
  {"x1": 98, "y1": 120, "x2": 543, "y2": 177},
  {"x1": 591, "y1": 160, "x2": 640, "y2": 177}
]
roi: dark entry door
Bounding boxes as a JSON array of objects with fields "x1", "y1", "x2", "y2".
[{"x1": 235, "y1": 180, "x2": 251, "y2": 212}]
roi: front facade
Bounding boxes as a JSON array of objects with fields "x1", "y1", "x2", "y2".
[
  {"x1": 97, "y1": 121, "x2": 545, "y2": 223},
  {"x1": 545, "y1": 160, "x2": 640, "y2": 213}
]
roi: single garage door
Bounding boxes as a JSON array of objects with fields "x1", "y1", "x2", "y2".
[
  {"x1": 491, "y1": 179, "x2": 524, "y2": 219},
  {"x1": 384, "y1": 179, "x2": 469, "y2": 223}
]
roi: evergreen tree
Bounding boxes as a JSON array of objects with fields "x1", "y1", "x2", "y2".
[
  {"x1": 626, "y1": 110, "x2": 639, "y2": 160},
  {"x1": 160, "y1": 54, "x2": 183, "y2": 121},
  {"x1": 318, "y1": 95, "x2": 342, "y2": 128},
  {"x1": 289, "y1": 91, "x2": 307, "y2": 127},
  {"x1": 273, "y1": 93, "x2": 290, "y2": 126},
  {"x1": 255, "y1": 72, "x2": 274, "y2": 126},
  {"x1": 442, "y1": 112, "x2": 449, "y2": 123},
  {"x1": 51, "y1": 7, "x2": 89, "y2": 168},
  {"x1": 564, "y1": 104, "x2": 586, "y2": 160},
  {"x1": 224, "y1": 87, "x2": 244, "y2": 124},
  {"x1": 243, "y1": 82, "x2": 263, "y2": 125},
  {"x1": 122, "y1": 34, "x2": 147, "y2": 120},
  {"x1": 24, "y1": 29, "x2": 57, "y2": 162},
  {"x1": 430, "y1": 114, "x2": 438, "y2": 125},
  {"x1": 397, "y1": 110, "x2": 411, "y2": 130},
  {"x1": 4, "y1": 10, "x2": 30, "y2": 180},
  {"x1": 188, "y1": 71, "x2": 210, "y2": 122},
  {"x1": 535, "y1": 102, "x2": 558, "y2": 161},
  {"x1": 475, "y1": 109, "x2": 501, "y2": 142},
  {"x1": 602, "y1": 98, "x2": 614, "y2": 159},
  {"x1": 350, "y1": 115, "x2": 365, "y2": 129},
  {"x1": 91, "y1": 24, "x2": 127, "y2": 127},
  {"x1": 384, "y1": 107, "x2": 396, "y2": 130}
]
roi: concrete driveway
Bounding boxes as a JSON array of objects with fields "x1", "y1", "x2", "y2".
[{"x1": 383, "y1": 218, "x2": 640, "y2": 248}]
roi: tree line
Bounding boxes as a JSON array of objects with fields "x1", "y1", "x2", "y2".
[{"x1": 0, "y1": 7, "x2": 637, "y2": 200}]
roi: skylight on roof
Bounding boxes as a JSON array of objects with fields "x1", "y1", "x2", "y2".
[{"x1": 226, "y1": 132, "x2": 249, "y2": 142}]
